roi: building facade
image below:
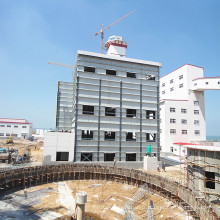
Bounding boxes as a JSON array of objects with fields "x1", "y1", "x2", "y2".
[
  {"x1": 44, "y1": 36, "x2": 162, "y2": 163},
  {"x1": 0, "y1": 118, "x2": 33, "y2": 139},
  {"x1": 160, "y1": 64, "x2": 220, "y2": 155}
]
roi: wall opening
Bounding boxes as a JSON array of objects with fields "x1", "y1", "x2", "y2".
[
  {"x1": 126, "y1": 132, "x2": 136, "y2": 141},
  {"x1": 104, "y1": 131, "x2": 115, "y2": 141},
  {"x1": 126, "y1": 153, "x2": 136, "y2": 161},
  {"x1": 146, "y1": 75, "x2": 155, "y2": 80},
  {"x1": 126, "y1": 109, "x2": 136, "y2": 118},
  {"x1": 205, "y1": 171, "x2": 215, "y2": 189},
  {"x1": 127, "y1": 72, "x2": 136, "y2": 78},
  {"x1": 56, "y1": 152, "x2": 69, "y2": 161},
  {"x1": 81, "y1": 153, "x2": 93, "y2": 161},
  {"x1": 81, "y1": 130, "x2": 93, "y2": 140},
  {"x1": 106, "y1": 69, "x2": 116, "y2": 76},
  {"x1": 146, "y1": 110, "x2": 156, "y2": 119},
  {"x1": 84, "y1": 66, "x2": 95, "y2": 73},
  {"x1": 146, "y1": 133, "x2": 156, "y2": 142},
  {"x1": 104, "y1": 153, "x2": 115, "y2": 161},
  {"x1": 83, "y1": 105, "x2": 94, "y2": 115},
  {"x1": 105, "y1": 107, "x2": 116, "y2": 116}
]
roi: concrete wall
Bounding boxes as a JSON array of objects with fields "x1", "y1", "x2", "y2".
[{"x1": 43, "y1": 132, "x2": 75, "y2": 162}]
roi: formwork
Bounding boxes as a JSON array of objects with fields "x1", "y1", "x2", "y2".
[{"x1": 0, "y1": 164, "x2": 219, "y2": 220}]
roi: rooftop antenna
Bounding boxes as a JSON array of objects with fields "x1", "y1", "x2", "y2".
[{"x1": 95, "y1": 9, "x2": 136, "y2": 54}]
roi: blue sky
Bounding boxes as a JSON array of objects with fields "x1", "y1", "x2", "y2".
[{"x1": 0, "y1": 0, "x2": 219, "y2": 135}]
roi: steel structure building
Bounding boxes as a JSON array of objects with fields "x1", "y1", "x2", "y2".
[{"x1": 44, "y1": 36, "x2": 161, "y2": 163}]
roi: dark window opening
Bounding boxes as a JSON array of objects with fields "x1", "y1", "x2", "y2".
[
  {"x1": 83, "y1": 105, "x2": 94, "y2": 115},
  {"x1": 126, "y1": 153, "x2": 136, "y2": 161},
  {"x1": 105, "y1": 107, "x2": 116, "y2": 116},
  {"x1": 104, "y1": 153, "x2": 115, "y2": 161},
  {"x1": 146, "y1": 110, "x2": 156, "y2": 119},
  {"x1": 84, "y1": 66, "x2": 95, "y2": 73},
  {"x1": 105, "y1": 131, "x2": 115, "y2": 141},
  {"x1": 146, "y1": 133, "x2": 156, "y2": 142},
  {"x1": 56, "y1": 152, "x2": 69, "y2": 161},
  {"x1": 126, "y1": 109, "x2": 136, "y2": 118},
  {"x1": 127, "y1": 72, "x2": 136, "y2": 78},
  {"x1": 81, "y1": 130, "x2": 93, "y2": 140},
  {"x1": 126, "y1": 132, "x2": 136, "y2": 141},
  {"x1": 205, "y1": 171, "x2": 215, "y2": 189},
  {"x1": 81, "y1": 153, "x2": 93, "y2": 162},
  {"x1": 106, "y1": 69, "x2": 116, "y2": 76},
  {"x1": 146, "y1": 75, "x2": 155, "y2": 80}
]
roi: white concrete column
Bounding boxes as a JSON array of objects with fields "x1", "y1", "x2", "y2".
[{"x1": 76, "y1": 191, "x2": 87, "y2": 220}]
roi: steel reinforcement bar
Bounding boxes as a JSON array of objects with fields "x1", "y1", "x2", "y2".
[{"x1": 0, "y1": 164, "x2": 218, "y2": 220}]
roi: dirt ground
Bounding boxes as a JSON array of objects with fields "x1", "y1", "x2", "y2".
[
  {"x1": 27, "y1": 180, "x2": 187, "y2": 220},
  {"x1": 0, "y1": 138, "x2": 44, "y2": 164}
]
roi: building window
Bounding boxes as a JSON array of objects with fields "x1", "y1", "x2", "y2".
[
  {"x1": 146, "y1": 75, "x2": 155, "y2": 80},
  {"x1": 83, "y1": 105, "x2": 94, "y2": 115},
  {"x1": 218, "y1": 81, "x2": 220, "y2": 84},
  {"x1": 81, "y1": 130, "x2": 93, "y2": 140},
  {"x1": 6, "y1": 133, "x2": 10, "y2": 136},
  {"x1": 194, "y1": 110, "x2": 199, "y2": 115},
  {"x1": 170, "y1": 147, "x2": 173, "y2": 152},
  {"x1": 14, "y1": 125, "x2": 18, "y2": 128},
  {"x1": 126, "y1": 153, "x2": 136, "y2": 161},
  {"x1": 181, "y1": 109, "x2": 187, "y2": 113},
  {"x1": 194, "y1": 83, "x2": 197, "y2": 86},
  {"x1": 127, "y1": 72, "x2": 136, "y2": 78},
  {"x1": 146, "y1": 110, "x2": 156, "y2": 119},
  {"x1": 105, "y1": 107, "x2": 116, "y2": 116},
  {"x1": 84, "y1": 66, "x2": 95, "y2": 73},
  {"x1": 170, "y1": 79, "x2": 173, "y2": 84},
  {"x1": 179, "y1": 83, "x2": 183, "y2": 88},
  {"x1": 0, "y1": 125, "x2": 5, "y2": 127},
  {"x1": 170, "y1": 108, "x2": 175, "y2": 113},
  {"x1": 106, "y1": 69, "x2": 116, "y2": 76},
  {"x1": 205, "y1": 82, "x2": 209, "y2": 85},
  {"x1": 126, "y1": 109, "x2": 136, "y2": 118},
  {"x1": 22, "y1": 126, "x2": 27, "y2": 128},
  {"x1": 104, "y1": 153, "x2": 115, "y2": 161},
  {"x1": 104, "y1": 131, "x2": 115, "y2": 141},
  {"x1": 205, "y1": 171, "x2": 215, "y2": 189},
  {"x1": 162, "y1": 83, "x2": 165, "y2": 87},
  {"x1": 126, "y1": 132, "x2": 136, "y2": 141},
  {"x1": 181, "y1": 119, "x2": 187, "y2": 124},
  {"x1": 162, "y1": 91, "x2": 165, "y2": 94},
  {"x1": 0, "y1": 133, "x2": 4, "y2": 136},
  {"x1": 194, "y1": 120, "x2": 200, "y2": 125},
  {"x1": 182, "y1": 130, "x2": 187, "y2": 134},
  {"x1": 179, "y1": 75, "x2": 183, "y2": 79},
  {"x1": 7, "y1": 125, "x2": 11, "y2": 127},
  {"x1": 56, "y1": 152, "x2": 69, "y2": 161},
  {"x1": 146, "y1": 133, "x2": 156, "y2": 142},
  {"x1": 81, "y1": 153, "x2": 93, "y2": 162},
  {"x1": 170, "y1": 119, "x2": 176, "y2": 124},
  {"x1": 194, "y1": 101, "x2": 199, "y2": 106},
  {"x1": 170, "y1": 129, "x2": 176, "y2": 134},
  {"x1": 12, "y1": 134, "x2": 18, "y2": 137},
  {"x1": 170, "y1": 87, "x2": 174, "y2": 92},
  {"x1": 194, "y1": 130, "x2": 200, "y2": 135}
]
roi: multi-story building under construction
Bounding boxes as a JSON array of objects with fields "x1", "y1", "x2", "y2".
[{"x1": 44, "y1": 36, "x2": 161, "y2": 163}]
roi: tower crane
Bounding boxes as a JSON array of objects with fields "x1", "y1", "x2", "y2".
[{"x1": 95, "y1": 9, "x2": 136, "y2": 54}]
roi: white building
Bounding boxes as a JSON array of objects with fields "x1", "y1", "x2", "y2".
[
  {"x1": 0, "y1": 118, "x2": 33, "y2": 139},
  {"x1": 44, "y1": 36, "x2": 162, "y2": 163},
  {"x1": 160, "y1": 64, "x2": 220, "y2": 155}
]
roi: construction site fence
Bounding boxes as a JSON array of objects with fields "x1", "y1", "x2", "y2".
[{"x1": 0, "y1": 164, "x2": 219, "y2": 220}]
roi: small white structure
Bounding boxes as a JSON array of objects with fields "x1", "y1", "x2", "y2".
[
  {"x1": 0, "y1": 118, "x2": 33, "y2": 139},
  {"x1": 143, "y1": 156, "x2": 157, "y2": 171},
  {"x1": 76, "y1": 191, "x2": 87, "y2": 220},
  {"x1": 160, "y1": 64, "x2": 220, "y2": 156}
]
